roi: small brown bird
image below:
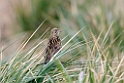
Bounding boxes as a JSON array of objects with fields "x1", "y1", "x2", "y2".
[{"x1": 44, "y1": 28, "x2": 62, "y2": 64}]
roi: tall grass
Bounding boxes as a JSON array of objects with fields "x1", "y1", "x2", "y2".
[
  {"x1": 14, "y1": 0, "x2": 124, "y2": 50},
  {"x1": 0, "y1": 21, "x2": 124, "y2": 83},
  {"x1": 1, "y1": 0, "x2": 124, "y2": 83}
]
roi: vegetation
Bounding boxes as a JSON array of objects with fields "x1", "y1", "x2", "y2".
[{"x1": 0, "y1": 0, "x2": 124, "y2": 83}]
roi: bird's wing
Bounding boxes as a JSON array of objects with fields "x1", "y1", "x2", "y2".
[{"x1": 45, "y1": 47, "x2": 52, "y2": 64}]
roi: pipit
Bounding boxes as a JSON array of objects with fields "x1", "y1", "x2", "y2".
[
  {"x1": 44, "y1": 28, "x2": 62, "y2": 64},
  {"x1": 28, "y1": 28, "x2": 62, "y2": 83}
]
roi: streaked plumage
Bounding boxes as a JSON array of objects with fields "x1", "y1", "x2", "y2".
[{"x1": 44, "y1": 28, "x2": 62, "y2": 64}]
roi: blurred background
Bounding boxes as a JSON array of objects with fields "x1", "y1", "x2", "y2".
[
  {"x1": 0, "y1": 0, "x2": 124, "y2": 59},
  {"x1": 1, "y1": 0, "x2": 124, "y2": 82}
]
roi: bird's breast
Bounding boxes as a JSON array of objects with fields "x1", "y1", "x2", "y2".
[{"x1": 48, "y1": 36, "x2": 61, "y2": 49}]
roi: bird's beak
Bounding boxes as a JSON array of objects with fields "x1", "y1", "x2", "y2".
[
  {"x1": 57, "y1": 30, "x2": 61, "y2": 35},
  {"x1": 59, "y1": 30, "x2": 62, "y2": 32}
]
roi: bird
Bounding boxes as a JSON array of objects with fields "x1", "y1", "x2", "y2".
[
  {"x1": 44, "y1": 28, "x2": 62, "y2": 64},
  {"x1": 28, "y1": 28, "x2": 61, "y2": 83}
]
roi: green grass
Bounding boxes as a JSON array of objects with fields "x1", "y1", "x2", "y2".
[
  {"x1": 1, "y1": 0, "x2": 124, "y2": 83},
  {"x1": 1, "y1": 22, "x2": 124, "y2": 83}
]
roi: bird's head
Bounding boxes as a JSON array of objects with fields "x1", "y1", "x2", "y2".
[{"x1": 50, "y1": 28, "x2": 61, "y2": 37}]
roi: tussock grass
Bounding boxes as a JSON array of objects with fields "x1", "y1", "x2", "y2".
[
  {"x1": 1, "y1": 0, "x2": 124, "y2": 83},
  {"x1": 0, "y1": 21, "x2": 124, "y2": 83}
]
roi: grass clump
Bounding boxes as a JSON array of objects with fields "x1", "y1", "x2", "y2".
[
  {"x1": 1, "y1": 0, "x2": 124, "y2": 83},
  {"x1": 0, "y1": 21, "x2": 124, "y2": 83}
]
